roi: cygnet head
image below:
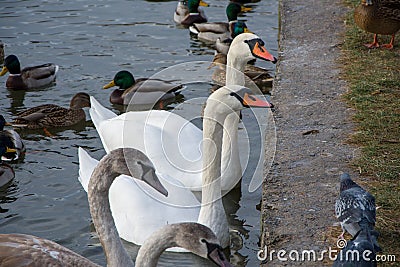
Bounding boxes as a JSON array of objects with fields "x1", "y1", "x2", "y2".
[
  {"x1": 172, "y1": 222, "x2": 232, "y2": 267},
  {"x1": 228, "y1": 33, "x2": 277, "y2": 64}
]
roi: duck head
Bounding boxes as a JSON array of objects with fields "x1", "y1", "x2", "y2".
[
  {"x1": 103, "y1": 70, "x2": 136, "y2": 90},
  {"x1": 0, "y1": 55, "x2": 21, "y2": 76}
]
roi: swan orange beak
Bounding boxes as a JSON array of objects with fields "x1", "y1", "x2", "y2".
[
  {"x1": 252, "y1": 42, "x2": 277, "y2": 63},
  {"x1": 243, "y1": 93, "x2": 273, "y2": 108},
  {"x1": 199, "y1": 0, "x2": 209, "y2": 7},
  {"x1": 103, "y1": 80, "x2": 116, "y2": 89},
  {"x1": 0, "y1": 66, "x2": 9, "y2": 76}
]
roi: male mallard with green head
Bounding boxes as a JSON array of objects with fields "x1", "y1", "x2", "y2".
[
  {"x1": 354, "y1": 0, "x2": 400, "y2": 49},
  {"x1": 174, "y1": 0, "x2": 209, "y2": 26},
  {"x1": 11, "y1": 92, "x2": 90, "y2": 130},
  {"x1": 189, "y1": 2, "x2": 252, "y2": 43},
  {"x1": 0, "y1": 55, "x2": 59, "y2": 90},
  {"x1": 103, "y1": 70, "x2": 183, "y2": 106}
]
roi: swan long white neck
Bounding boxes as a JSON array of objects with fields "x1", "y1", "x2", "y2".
[
  {"x1": 198, "y1": 100, "x2": 230, "y2": 248},
  {"x1": 88, "y1": 156, "x2": 134, "y2": 267},
  {"x1": 220, "y1": 45, "x2": 251, "y2": 190},
  {"x1": 225, "y1": 47, "x2": 248, "y2": 87}
]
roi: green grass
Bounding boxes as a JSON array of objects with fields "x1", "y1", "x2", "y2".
[{"x1": 341, "y1": 0, "x2": 400, "y2": 264}]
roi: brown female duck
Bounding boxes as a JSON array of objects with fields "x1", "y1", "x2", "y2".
[
  {"x1": 11, "y1": 92, "x2": 90, "y2": 130},
  {"x1": 354, "y1": 0, "x2": 400, "y2": 49}
]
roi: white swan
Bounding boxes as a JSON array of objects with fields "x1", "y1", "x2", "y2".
[
  {"x1": 0, "y1": 148, "x2": 232, "y2": 267},
  {"x1": 89, "y1": 33, "x2": 277, "y2": 192},
  {"x1": 80, "y1": 84, "x2": 273, "y2": 249}
]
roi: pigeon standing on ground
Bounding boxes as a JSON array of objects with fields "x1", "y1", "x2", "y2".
[{"x1": 333, "y1": 173, "x2": 382, "y2": 266}]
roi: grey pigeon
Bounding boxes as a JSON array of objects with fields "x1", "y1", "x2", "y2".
[
  {"x1": 335, "y1": 173, "x2": 381, "y2": 253},
  {"x1": 332, "y1": 228, "x2": 377, "y2": 267},
  {"x1": 335, "y1": 173, "x2": 376, "y2": 237}
]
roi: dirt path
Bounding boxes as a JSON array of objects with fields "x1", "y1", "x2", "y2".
[{"x1": 260, "y1": 0, "x2": 356, "y2": 266}]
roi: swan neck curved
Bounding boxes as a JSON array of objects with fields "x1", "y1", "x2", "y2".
[
  {"x1": 135, "y1": 226, "x2": 176, "y2": 267},
  {"x1": 88, "y1": 156, "x2": 134, "y2": 267}
]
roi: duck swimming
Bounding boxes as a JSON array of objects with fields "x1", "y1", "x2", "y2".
[
  {"x1": 11, "y1": 92, "x2": 90, "y2": 130},
  {"x1": 0, "y1": 55, "x2": 59, "y2": 90},
  {"x1": 174, "y1": 0, "x2": 209, "y2": 26},
  {"x1": 189, "y1": 2, "x2": 251, "y2": 43},
  {"x1": 0, "y1": 115, "x2": 24, "y2": 161},
  {"x1": 103, "y1": 70, "x2": 183, "y2": 106}
]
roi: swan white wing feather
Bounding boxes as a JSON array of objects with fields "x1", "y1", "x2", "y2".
[{"x1": 89, "y1": 97, "x2": 205, "y2": 190}]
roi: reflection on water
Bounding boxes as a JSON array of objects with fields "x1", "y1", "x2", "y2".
[{"x1": 0, "y1": 0, "x2": 277, "y2": 266}]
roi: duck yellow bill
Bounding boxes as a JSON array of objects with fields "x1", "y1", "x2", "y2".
[
  {"x1": 6, "y1": 147, "x2": 17, "y2": 153},
  {"x1": 199, "y1": 0, "x2": 209, "y2": 7},
  {"x1": 244, "y1": 27, "x2": 253, "y2": 34},
  {"x1": 243, "y1": 93, "x2": 273, "y2": 108},
  {"x1": 0, "y1": 66, "x2": 9, "y2": 76},
  {"x1": 252, "y1": 42, "x2": 276, "y2": 63},
  {"x1": 103, "y1": 80, "x2": 115, "y2": 89},
  {"x1": 241, "y1": 6, "x2": 252, "y2": 12}
]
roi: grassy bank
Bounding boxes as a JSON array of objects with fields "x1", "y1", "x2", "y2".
[{"x1": 342, "y1": 0, "x2": 400, "y2": 263}]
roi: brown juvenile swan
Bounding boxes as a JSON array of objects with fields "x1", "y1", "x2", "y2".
[{"x1": 0, "y1": 148, "x2": 231, "y2": 267}]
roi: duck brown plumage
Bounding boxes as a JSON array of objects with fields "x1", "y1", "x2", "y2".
[
  {"x1": 354, "y1": 0, "x2": 400, "y2": 49},
  {"x1": 12, "y1": 92, "x2": 90, "y2": 129}
]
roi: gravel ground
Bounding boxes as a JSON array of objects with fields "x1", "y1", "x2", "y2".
[{"x1": 260, "y1": 0, "x2": 358, "y2": 266}]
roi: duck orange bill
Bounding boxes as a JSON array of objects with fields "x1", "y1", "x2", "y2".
[
  {"x1": 252, "y1": 42, "x2": 276, "y2": 63},
  {"x1": 199, "y1": 0, "x2": 209, "y2": 7},
  {"x1": 243, "y1": 93, "x2": 273, "y2": 108},
  {"x1": 103, "y1": 80, "x2": 115, "y2": 89}
]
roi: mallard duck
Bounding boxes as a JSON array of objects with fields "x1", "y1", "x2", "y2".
[
  {"x1": 215, "y1": 20, "x2": 251, "y2": 54},
  {"x1": 189, "y1": 2, "x2": 252, "y2": 42},
  {"x1": 354, "y1": 0, "x2": 400, "y2": 49},
  {"x1": 209, "y1": 52, "x2": 274, "y2": 93},
  {"x1": 11, "y1": 92, "x2": 90, "y2": 130},
  {"x1": 0, "y1": 55, "x2": 59, "y2": 90},
  {"x1": 103, "y1": 70, "x2": 183, "y2": 106},
  {"x1": 0, "y1": 115, "x2": 24, "y2": 161},
  {"x1": 174, "y1": 0, "x2": 209, "y2": 26}
]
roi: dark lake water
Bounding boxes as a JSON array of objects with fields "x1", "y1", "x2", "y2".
[{"x1": 0, "y1": 0, "x2": 278, "y2": 266}]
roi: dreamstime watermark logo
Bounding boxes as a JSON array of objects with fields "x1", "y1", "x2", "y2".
[
  {"x1": 119, "y1": 61, "x2": 277, "y2": 207},
  {"x1": 257, "y1": 238, "x2": 396, "y2": 263}
]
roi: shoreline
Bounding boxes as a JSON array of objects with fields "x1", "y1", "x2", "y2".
[{"x1": 260, "y1": 1, "x2": 353, "y2": 266}]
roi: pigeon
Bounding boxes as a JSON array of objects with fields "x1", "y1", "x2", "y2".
[
  {"x1": 335, "y1": 173, "x2": 381, "y2": 252},
  {"x1": 332, "y1": 228, "x2": 378, "y2": 267}
]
